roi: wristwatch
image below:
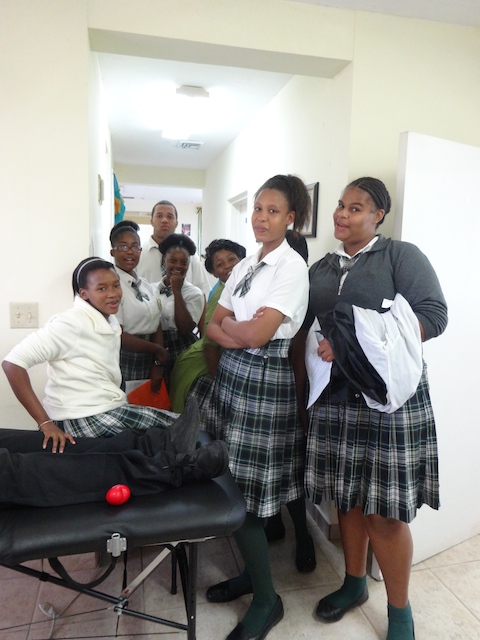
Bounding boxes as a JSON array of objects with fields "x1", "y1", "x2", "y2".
[{"x1": 153, "y1": 360, "x2": 164, "y2": 367}]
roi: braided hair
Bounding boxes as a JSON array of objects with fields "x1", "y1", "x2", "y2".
[
  {"x1": 255, "y1": 174, "x2": 311, "y2": 233},
  {"x1": 346, "y1": 177, "x2": 391, "y2": 225}
]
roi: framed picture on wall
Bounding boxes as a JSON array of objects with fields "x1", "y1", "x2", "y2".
[{"x1": 300, "y1": 182, "x2": 319, "y2": 238}]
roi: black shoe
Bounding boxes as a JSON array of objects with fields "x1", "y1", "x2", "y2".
[
  {"x1": 315, "y1": 586, "x2": 369, "y2": 623},
  {"x1": 226, "y1": 596, "x2": 284, "y2": 640},
  {"x1": 181, "y1": 440, "x2": 229, "y2": 480},
  {"x1": 206, "y1": 578, "x2": 253, "y2": 603},
  {"x1": 295, "y1": 533, "x2": 316, "y2": 573},
  {"x1": 168, "y1": 396, "x2": 200, "y2": 454}
]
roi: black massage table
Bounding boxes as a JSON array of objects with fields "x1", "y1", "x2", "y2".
[{"x1": 0, "y1": 434, "x2": 246, "y2": 639}]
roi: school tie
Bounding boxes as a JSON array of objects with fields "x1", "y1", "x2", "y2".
[
  {"x1": 233, "y1": 261, "x2": 266, "y2": 298},
  {"x1": 158, "y1": 283, "x2": 173, "y2": 297},
  {"x1": 340, "y1": 254, "x2": 362, "y2": 273},
  {"x1": 131, "y1": 280, "x2": 148, "y2": 301}
]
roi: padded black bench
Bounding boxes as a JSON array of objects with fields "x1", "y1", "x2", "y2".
[{"x1": 0, "y1": 434, "x2": 246, "y2": 639}]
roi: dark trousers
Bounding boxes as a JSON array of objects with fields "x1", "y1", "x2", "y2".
[{"x1": 0, "y1": 427, "x2": 183, "y2": 508}]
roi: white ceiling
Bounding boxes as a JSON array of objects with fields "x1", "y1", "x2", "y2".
[
  {"x1": 289, "y1": 0, "x2": 480, "y2": 27},
  {"x1": 101, "y1": 53, "x2": 293, "y2": 172},
  {"x1": 99, "y1": 0, "x2": 480, "y2": 201}
]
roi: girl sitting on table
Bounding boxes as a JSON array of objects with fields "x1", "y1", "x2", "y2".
[{"x1": 2, "y1": 257, "x2": 199, "y2": 452}]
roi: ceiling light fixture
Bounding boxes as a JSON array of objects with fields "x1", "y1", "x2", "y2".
[
  {"x1": 176, "y1": 85, "x2": 209, "y2": 99},
  {"x1": 161, "y1": 85, "x2": 211, "y2": 140}
]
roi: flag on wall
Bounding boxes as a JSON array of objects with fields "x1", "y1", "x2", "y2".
[{"x1": 114, "y1": 173, "x2": 125, "y2": 224}]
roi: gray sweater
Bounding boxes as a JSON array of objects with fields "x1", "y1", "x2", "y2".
[{"x1": 304, "y1": 235, "x2": 448, "y2": 341}]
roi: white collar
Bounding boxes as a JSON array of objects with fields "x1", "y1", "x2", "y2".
[
  {"x1": 335, "y1": 235, "x2": 379, "y2": 259},
  {"x1": 74, "y1": 296, "x2": 120, "y2": 333},
  {"x1": 252, "y1": 238, "x2": 290, "y2": 266}
]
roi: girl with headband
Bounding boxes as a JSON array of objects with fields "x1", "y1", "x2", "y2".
[{"x1": 2, "y1": 257, "x2": 203, "y2": 453}]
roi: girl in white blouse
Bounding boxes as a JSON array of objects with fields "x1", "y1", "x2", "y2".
[
  {"x1": 156, "y1": 233, "x2": 205, "y2": 390},
  {"x1": 205, "y1": 175, "x2": 311, "y2": 640},
  {"x1": 110, "y1": 222, "x2": 166, "y2": 390}
]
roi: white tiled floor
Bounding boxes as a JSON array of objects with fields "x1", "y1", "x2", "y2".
[{"x1": 0, "y1": 511, "x2": 479, "y2": 639}]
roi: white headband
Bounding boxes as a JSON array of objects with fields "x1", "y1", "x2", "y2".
[{"x1": 76, "y1": 258, "x2": 102, "y2": 286}]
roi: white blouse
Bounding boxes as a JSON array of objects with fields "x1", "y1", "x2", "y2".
[
  {"x1": 157, "y1": 277, "x2": 205, "y2": 331},
  {"x1": 115, "y1": 268, "x2": 162, "y2": 335},
  {"x1": 219, "y1": 239, "x2": 309, "y2": 341}
]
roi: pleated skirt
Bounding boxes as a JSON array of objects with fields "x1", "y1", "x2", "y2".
[
  {"x1": 304, "y1": 362, "x2": 439, "y2": 523},
  {"x1": 58, "y1": 405, "x2": 179, "y2": 439},
  {"x1": 206, "y1": 340, "x2": 305, "y2": 518}
]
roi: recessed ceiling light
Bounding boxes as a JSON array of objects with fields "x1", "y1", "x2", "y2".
[{"x1": 176, "y1": 85, "x2": 209, "y2": 99}]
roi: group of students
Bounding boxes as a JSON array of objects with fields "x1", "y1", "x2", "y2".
[{"x1": 1, "y1": 174, "x2": 447, "y2": 640}]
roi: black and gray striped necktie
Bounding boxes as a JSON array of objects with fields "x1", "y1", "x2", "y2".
[
  {"x1": 131, "y1": 280, "x2": 148, "y2": 301},
  {"x1": 233, "y1": 261, "x2": 266, "y2": 297},
  {"x1": 340, "y1": 254, "x2": 361, "y2": 273}
]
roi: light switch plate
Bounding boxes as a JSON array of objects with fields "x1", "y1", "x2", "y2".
[{"x1": 10, "y1": 302, "x2": 39, "y2": 328}]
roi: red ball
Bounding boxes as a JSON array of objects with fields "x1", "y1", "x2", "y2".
[{"x1": 106, "y1": 484, "x2": 131, "y2": 505}]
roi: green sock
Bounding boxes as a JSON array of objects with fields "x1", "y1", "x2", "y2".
[
  {"x1": 233, "y1": 513, "x2": 278, "y2": 635},
  {"x1": 325, "y1": 573, "x2": 366, "y2": 608},
  {"x1": 387, "y1": 603, "x2": 414, "y2": 640}
]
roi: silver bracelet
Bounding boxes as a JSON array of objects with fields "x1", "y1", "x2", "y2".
[{"x1": 38, "y1": 419, "x2": 54, "y2": 430}]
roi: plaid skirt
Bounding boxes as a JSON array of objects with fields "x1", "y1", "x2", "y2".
[
  {"x1": 187, "y1": 373, "x2": 215, "y2": 424},
  {"x1": 57, "y1": 405, "x2": 179, "y2": 439},
  {"x1": 120, "y1": 334, "x2": 153, "y2": 383},
  {"x1": 205, "y1": 340, "x2": 305, "y2": 518},
  {"x1": 163, "y1": 329, "x2": 198, "y2": 391},
  {"x1": 304, "y1": 362, "x2": 439, "y2": 523}
]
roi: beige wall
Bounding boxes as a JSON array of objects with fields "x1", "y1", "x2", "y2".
[
  {"x1": 87, "y1": 0, "x2": 354, "y2": 68},
  {"x1": 1, "y1": 0, "x2": 479, "y2": 426},
  {"x1": 0, "y1": 0, "x2": 91, "y2": 426},
  {"x1": 203, "y1": 68, "x2": 353, "y2": 265},
  {"x1": 88, "y1": 52, "x2": 115, "y2": 262},
  {"x1": 348, "y1": 12, "x2": 480, "y2": 217}
]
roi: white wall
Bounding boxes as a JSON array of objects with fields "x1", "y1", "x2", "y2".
[
  {"x1": 0, "y1": 0, "x2": 91, "y2": 427},
  {"x1": 348, "y1": 12, "x2": 480, "y2": 225},
  {"x1": 202, "y1": 69, "x2": 353, "y2": 265},
  {"x1": 396, "y1": 132, "x2": 480, "y2": 562},
  {"x1": 88, "y1": 52, "x2": 114, "y2": 261}
]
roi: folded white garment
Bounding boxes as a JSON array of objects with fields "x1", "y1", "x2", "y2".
[
  {"x1": 305, "y1": 318, "x2": 332, "y2": 409},
  {"x1": 353, "y1": 293, "x2": 422, "y2": 413}
]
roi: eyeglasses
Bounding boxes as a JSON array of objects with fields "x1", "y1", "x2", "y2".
[{"x1": 113, "y1": 244, "x2": 142, "y2": 253}]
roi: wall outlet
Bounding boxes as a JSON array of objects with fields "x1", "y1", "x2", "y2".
[{"x1": 10, "y1": 302, "x2": 39, "y2": 328}]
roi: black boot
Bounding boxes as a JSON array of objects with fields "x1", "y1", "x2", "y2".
[
  {"x1": 168, "y1": 396, "x2": 201, "y2": 454},
  {"x1": 178, "y1": 440, "x2": 229, "y2": 481}
]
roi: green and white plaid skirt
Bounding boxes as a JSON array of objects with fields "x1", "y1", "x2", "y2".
[
  {"x1": 187, "y1": 373, "x2": 215, "y2": 423},
  {"x1": 120, "y1": 334, "x2": 153, "y2": 383},
  {"x1": 206, "y1": 339, "x2": 305, "y2": 518},
  {"x1": 304, "y1": 362, "x2": 439, "y2": 523},
  {"x1": 57, "y1": 405, "x2": 179, "y2": 439}
]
